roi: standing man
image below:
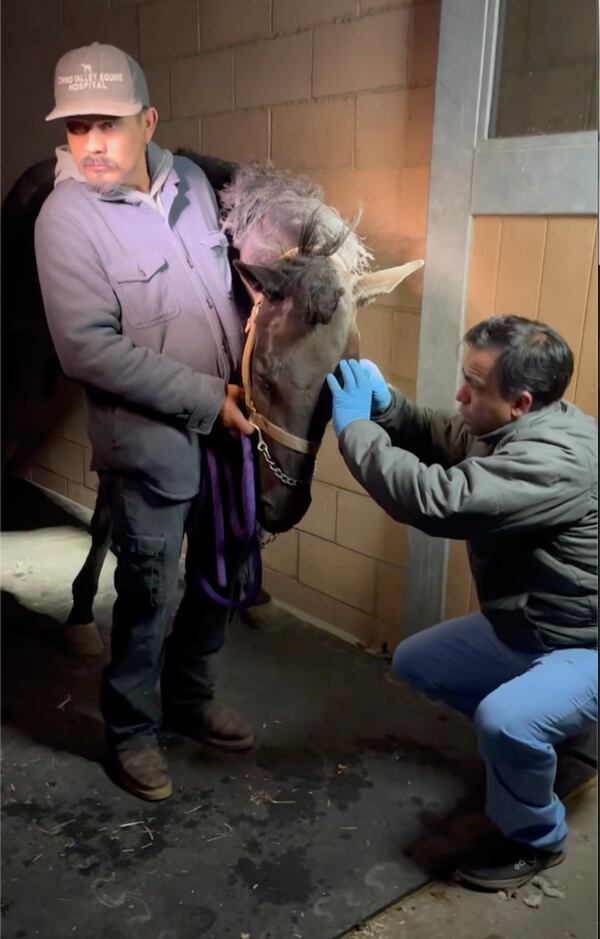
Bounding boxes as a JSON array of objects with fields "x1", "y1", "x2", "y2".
[
  {"x1": 35, "y1": 42, "x2": 256, "y2": 801},
  {"x1": 327, "y1": 315, "x2": 597, "y2": 890}
]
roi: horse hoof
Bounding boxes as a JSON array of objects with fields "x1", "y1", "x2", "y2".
[
  {"x1": 253, "y1": 588, "x2": 272, "y2": 606},
  {"x1": 63, "y1": 621, "x2": 104, "y2": 656}
]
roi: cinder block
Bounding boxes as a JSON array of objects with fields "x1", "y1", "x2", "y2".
[
  {"x1": 262, "y1": 529, "x2": 299, "y2": 578},
  {"x1": 299, "y1": 531, "x2": 376, "y2": 613},
  {"x1": 63, "y1": 7, "x2": 140, "y2": 60},
  {"x1": 263, "y1": 569, "x2": 338, "y2": 624},
  {"x1": 313, "y1": 9, "x2": 410, "y2": 97},
  {"x1": 314, "y1": 428, "x2": 366, "y2": 494},
  {"x1": 59, "y1": 401, "x2": 89, "y2": 448},
  {"x1": 365, "y1": 234, "x2": 426, "y2": 310},
  {"x1": 144, "y1": 61, "x2": 171, "y2": 121},
  {"x1": 154, "y1": 117, "x2": 201, "y2": 152},
  {"x1": 391, "y1": 309, "x2": 420, "y2": 380},
  {"x1": 336, "y1": 489, "x2": 406, "y2": 565},
  {"x1": 311, "y1": 168, "x2": 403, "y2": 240},
  {"x1": 399, "y1": 165, "x2": 430, "y2": 241},
  {"x1": 36, "y1": 436, "x2": 85, "y2": 485},
  {"x1": 334, "y1": 600, "x2": 391, "y2": 649},
  {"x1": 358, "y1": 0, "x2": 414, "y2": 9},
  {"x1": 67, "y1": 481, "x2": 98, "y2": 511},
  {"x1": 32, "y1": 465, "x2": 68, "y2": 497},
  {"x1": 272, "y1": 99, "x2": 354, "y2": 171},
  {"x1": 171, "y1": 51, "x2": 233, "y2": 118},
  {"x1": 356, "y1": 305, "x2": 393, "y2": 375},
  {"x1": 356, "y1": 90, "x2": 408, "y2": 168},
  {"x1": 375, "y1": 560, "x2": 404, "y2": 637},
  {"x1": 140, "y1": 0, "x2": 199, "y2": 62},
  {"x1": 62, "y1": 0, "x2": 109, "y2": 25},
  {"x1": 295, "y1": 480, "x2": 337, "y2": 541},
  {"x1": 202, "y1": 108, "x2": 268, "y2": 162},
  {"x1": 406, "y1": 85, "x2": 435, "y2": 166},
  {"x1": 407, "y1": 1, "x2": 441, "y2": 87},
  {"x1": 200, "y1": 0, "x2": 271, "y2": 49},
  {"x1": 273, "y1": 0, "x2": 356, "y2": 33},
  {"x1": 2, "y1": 0, "x2": 62, "y2": 39},
  {"x1": 235, "y1": 33, "x2": 312, "y2": 108}
]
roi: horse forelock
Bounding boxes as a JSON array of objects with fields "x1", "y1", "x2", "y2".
[{"x1": 220, "y1": 162, "x2": 372, "y2": 275}]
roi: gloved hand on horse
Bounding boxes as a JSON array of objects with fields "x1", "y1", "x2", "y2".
[
  {"x1": 326, "y1": 359, "x2": 371, "y2": 436},
  {"x1": 327, "y1": 359, "x2": 392, "y2": 436},
  {"x1": 359, "y1": 358, "x2": 392, "y2": 413}
]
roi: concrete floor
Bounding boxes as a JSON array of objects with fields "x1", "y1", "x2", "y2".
[
  {"x1": 342, "y1": 777, "x2": 597, "y2": 939},
  {"x1": 1, "y1": 481, "x2": 597, "y2": 939}
]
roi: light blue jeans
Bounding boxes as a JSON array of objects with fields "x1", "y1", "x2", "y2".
[{"x1": 392, "y1": 613, "x2": 598, "y2": 851}]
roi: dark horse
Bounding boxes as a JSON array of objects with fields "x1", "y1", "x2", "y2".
[{"x1": 1, "y1": 151, "x2": 423, "y2": 641}]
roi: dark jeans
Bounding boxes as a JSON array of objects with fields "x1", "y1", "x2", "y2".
[{"x1": 100, "y1": 473, "x2": 235, "y2": 751}]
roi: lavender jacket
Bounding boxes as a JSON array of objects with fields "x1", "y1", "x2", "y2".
[{"x1": 34, "y1": 143, "x2": 245, "y2": 499}]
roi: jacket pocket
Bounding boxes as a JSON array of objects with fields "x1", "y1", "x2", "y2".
[
  {"x1": 201, "y1": 231, "x2": 233, "y2": 296},
  {"x1": 108, "y1": 251, "x2": 181, "y2": 328}
]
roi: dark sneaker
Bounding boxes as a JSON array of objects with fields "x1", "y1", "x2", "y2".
[
  {"x1": 166, "y1": 700, "x2": 255, "y2": 751},
  {"x1": 454, "y1": 835, "x2": 565, "y2": 890},
  {"x1": 115, "y1": 746, "x2": 172, "y2": 801}
]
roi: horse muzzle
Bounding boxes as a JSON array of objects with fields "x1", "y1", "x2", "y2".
[{"x1": 257, "y1": 487, "x2": 312, "y2": 534}]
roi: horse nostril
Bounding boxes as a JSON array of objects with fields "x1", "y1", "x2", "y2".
[{"x1": 258, "y1": 491, "x2": 310, "y2": 534}]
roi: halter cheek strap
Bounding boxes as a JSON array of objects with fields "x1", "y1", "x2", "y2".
[{"x1": 241, "y1": 298, "x2": 320, "y2": 457}]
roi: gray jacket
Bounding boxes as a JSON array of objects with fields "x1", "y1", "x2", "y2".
[
  {"x1": 339, "y1": 393, "x2": 598, "y2": 652},
  {"x1": 34, "y1": 143, "x2": 244, "y2": 499}
]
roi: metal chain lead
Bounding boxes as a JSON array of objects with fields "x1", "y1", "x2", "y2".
[{"x1": 252, "y1": 425, "x2": 316, "y2": 488}]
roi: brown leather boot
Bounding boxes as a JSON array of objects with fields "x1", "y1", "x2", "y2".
[
  {"x1": 116, "y1": 746, "x2": 172, "y2": 801},
  {"x1": 166, "y1": 700, "x2": 255, "y2": 751}
]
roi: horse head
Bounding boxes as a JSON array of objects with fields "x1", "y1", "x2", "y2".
[{"x1": 234, "y1": 216, "x2": 423, "y2": 534}]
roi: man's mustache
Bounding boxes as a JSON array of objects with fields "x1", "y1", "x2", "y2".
[{"x1": 81, "y1": 157, "x2": 118, "y2": 169}]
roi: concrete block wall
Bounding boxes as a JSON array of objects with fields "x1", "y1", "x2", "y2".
[{"x1": 2, "y1": 0, "x2": 441, "y2": 651}]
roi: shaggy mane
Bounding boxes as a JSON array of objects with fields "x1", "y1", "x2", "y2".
[{"x1": 220, "y1": 162, "x2": 372, "y2": 275}]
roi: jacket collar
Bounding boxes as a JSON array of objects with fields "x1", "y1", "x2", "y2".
[{"x1": 477, "y1": 400, "x2": 563, "y2": 446}]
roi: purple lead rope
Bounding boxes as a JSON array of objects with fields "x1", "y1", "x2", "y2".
[{"x1": 199, "y1": 434, "x2": 262, "y2": 609}]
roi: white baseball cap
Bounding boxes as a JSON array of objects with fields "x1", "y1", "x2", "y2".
[{"x1": 46, "y1": 42, "x2": 149, "y2": 121}]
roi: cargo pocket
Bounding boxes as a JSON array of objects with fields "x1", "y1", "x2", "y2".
[
  {"x1": 108, "y1": 251, "x2": 180, "y2": 328},
  {"x1": 118, "y1": 533, "x2": 166, "y2": 610},
  {"x1": 201, "y1": 231, "x2": 233, "y2": 296}
]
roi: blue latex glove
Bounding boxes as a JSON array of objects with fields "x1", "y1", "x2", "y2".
[
  {"x1": 326, "y1": 359, "x2": 373, "y2": 437},
  {"x1": 359, "y1": 358, "x2": 392, "y2": 413}
]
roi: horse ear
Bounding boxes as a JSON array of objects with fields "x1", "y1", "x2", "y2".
[
  {"x1": 233, "y1": 260, "x2": 285, "y2": 302},
  {"x1": 354, "y1": 259, "x2": 424, "y2": 306}
]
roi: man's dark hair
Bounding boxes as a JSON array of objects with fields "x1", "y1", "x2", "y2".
[{"x1": 463, "y1": 315, "x2": 574, "y2": 410}]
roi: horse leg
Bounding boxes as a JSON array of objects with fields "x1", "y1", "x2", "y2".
[{"x1": 64, "y1": 475, "x2": 113, "y2": 655}]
